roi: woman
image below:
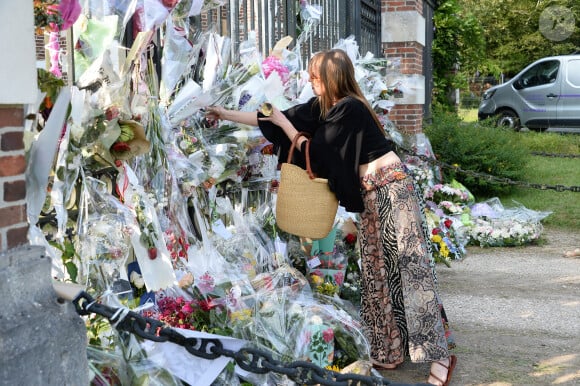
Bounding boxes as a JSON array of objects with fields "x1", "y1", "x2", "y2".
[{"x1": 206, "y1": 49, "x2": 456, "y2": 386}]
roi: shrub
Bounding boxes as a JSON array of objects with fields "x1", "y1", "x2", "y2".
[{"x1": 424, "y1": 111, "x2": 529, "y2": 196}]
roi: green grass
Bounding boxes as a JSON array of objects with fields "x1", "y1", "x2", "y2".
[
  {"x1": 458, "y1": 108, "x2": 478, "y2": 122},
  {"x1": 478, "y1": 131, "x2": 580, "y2": 230}
]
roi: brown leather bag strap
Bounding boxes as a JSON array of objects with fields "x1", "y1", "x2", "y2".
[{"x1": 287, "y1": 131, "x2": 315, "y2": 179}]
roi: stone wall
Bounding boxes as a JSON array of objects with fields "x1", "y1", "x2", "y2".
[{"x1": 0, "y1": 245, "x2": 88, "y2": 386}]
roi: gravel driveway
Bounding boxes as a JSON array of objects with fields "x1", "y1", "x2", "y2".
[{"x1": 375, "y1": 226, "x2": 580, "y2": 386}]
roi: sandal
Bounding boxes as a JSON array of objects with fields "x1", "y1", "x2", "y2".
[{"x1": 428, "y1": 355, "x2": 457, "y2": 386}]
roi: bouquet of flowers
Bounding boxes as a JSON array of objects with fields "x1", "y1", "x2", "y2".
[
  {"x1": 468, "y1": 218, "x2": 544, "y2": 247},
  {"x1": 428, "y1": 217, "x2": 466, "y2": 266},
  {"x1": 424, "y1": 182, "x2": 472, "y2": 205},
  {"x1": 467, "y1": 198, "x2": 551, "y2": 247}
]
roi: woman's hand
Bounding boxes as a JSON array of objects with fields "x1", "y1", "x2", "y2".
[
  {"x1": 205, "y1": 106, "x2": 226, "y2": 122},
  {"x1": 259, "y1": 106, "x2": 304, "y2": 146},
  {"x1": 259, "y1": 106, "x2": 291, "y2": 129}
]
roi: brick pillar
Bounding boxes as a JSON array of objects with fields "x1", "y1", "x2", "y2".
[
  {"x1": 381, "y1": 0, "x2": 426, "y2": 134},
  {"x1": 0, "y1": 108, "x2": 29, "y2": 251}
]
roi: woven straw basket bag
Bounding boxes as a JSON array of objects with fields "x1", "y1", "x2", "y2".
[{"x1": 276, "y1": 132, "x2": 338, "y2": 239}]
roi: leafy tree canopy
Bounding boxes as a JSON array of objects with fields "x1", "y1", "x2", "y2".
[{"x1": 456, "y1": 0, "x2": 579, "y2": 77}]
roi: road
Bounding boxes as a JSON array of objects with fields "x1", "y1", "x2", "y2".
[{"x1": 375, "y1": 226, "x2": 580, "y2": 386}]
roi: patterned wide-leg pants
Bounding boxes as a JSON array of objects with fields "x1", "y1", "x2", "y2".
[{"x1": 359, "y1": 165, "x2": 452, "y2": 365}]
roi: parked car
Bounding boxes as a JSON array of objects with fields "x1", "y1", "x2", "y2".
[{"x1": 478, "y1": 54, "x2": 580, "y2": 131}]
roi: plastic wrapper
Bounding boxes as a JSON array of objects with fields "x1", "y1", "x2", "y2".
[
  {"x1": 75, "y1": 176, "x2": 135, "y2": 295},
  {"x1": 72, "y1": 13, "x2": 119, "y2": 80},
  {"x1": 296, "y1": 0, "x2": 322, "y2": 45},
  {"x1": 159, "y1": 16, "x2": 201, "y2": 105},
  {"x1": 293, "y1": 296, "x2": 370, "y2": 370},
  {"x1": 397, "y1": 133, "x2": 442, "y2": 190},
  {"x1": 87, "y1": 344, "x2": 183, "y2": 386},
  {"x1": 425, "y1": 211, "x2": 467, "y2": 266},
  {"x1": 333, "y1": 35, "x2": 360, "y2": 64},
  {"x1": 424, "y1": 181, "x2": 472, "y2": 206},
  {"x1": 26, "y1": 87, "x2": 71, "y2": 228},
  {"x1": 239, "y1": 271, "x2": 370, "y2": 381},
  {"x1": 468, "y1": 198, "x2": 551, "y2": 247},
  {"x1": 115, "y1": 164, "x2": 177, "y2": 291}
]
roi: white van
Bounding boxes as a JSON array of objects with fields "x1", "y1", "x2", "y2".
[{"x1": 478, "y1": 54, "x2": 580, "y2": 131}]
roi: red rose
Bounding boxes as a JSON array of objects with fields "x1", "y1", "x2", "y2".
[
  {"x1": 111, "y1": 141, "x2": 131, "y2": 153},
  {"x1": 148, "y1": 247, "x2": 158, "y2": 260},
  {"x1": 444, "y1": 219, "x2": 453, "y2": 228},
  {"x1": 345, "y1": 233, "x2": 357, "y2": 244},
  {"x1": 432, "y1": 228, "x2": 440, "y2": 235},
  {"x1": 199, "y1": 299, "x2": 213, "y2": 311}
]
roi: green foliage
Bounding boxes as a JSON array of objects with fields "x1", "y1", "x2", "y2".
[
  {"x1": 49, "y1": 238, "x2": 79, "y2": 283},
  {"x1": 424, "y1": 111, "x2": 528, "y2": 195},
  {"x1": 432, "y1": 0, "x2": 486, "y2": 110},
  {"x1": 458, "y1": 0, "x2": 580, "y2": 77}
]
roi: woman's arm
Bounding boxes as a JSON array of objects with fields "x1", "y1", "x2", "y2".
[
  {"x1": 207, "y1": 105, "x2": 308, "y2": 150},
  {"x1": 205, "y1": 106, "x2": 259, "y2": 126}
]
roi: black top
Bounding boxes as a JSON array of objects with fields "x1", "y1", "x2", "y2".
[{"x1": 258, "y1": 96, "x2": 396, "y2": 212}]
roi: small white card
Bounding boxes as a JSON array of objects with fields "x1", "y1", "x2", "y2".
[{"x1": 307, "y1": 255, "x2": 321, "y2": 269}]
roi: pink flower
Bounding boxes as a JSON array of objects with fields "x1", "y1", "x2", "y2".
[
  {"x1": 57, "y1": 0, "x2": 81, "y2": 31},
  {"x1": 302, "y1": 330, "x2": 312, "y2": 344},
  {"x1": 198, "y1": 299, "x2": 213, "y2": 312},
  {"x1": 182, "y1": 302, "x2": 193, "y2": 313},
  {"x1": 197, "y1": 272, "x2": 215, "y2": 294},
  {"x1": 262, "y1": 56, "x2": 290, "y2": 83},
  {"x1": 334, "y1": 271, "x2": 344, "y2": 286},
  {"x1": 322, "y1": 328, "x2": 334, "y2": 343}
]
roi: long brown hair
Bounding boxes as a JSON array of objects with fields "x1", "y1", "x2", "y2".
[{"x1": 308, "y1": 49, "x2": 384, "y2": 133}]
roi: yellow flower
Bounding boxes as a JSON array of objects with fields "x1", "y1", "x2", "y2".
[
  {"x1": 310, "y1": 274, "x2": 324, "y2": 285},
  {"x1": 432, "y1": 235, "x2": 442, "y2": 243},
  {"x1": 230, "y1": 309, "x2": 252, "y2": 322},
  {"x1": 326, "y1": 364, "x2": 341, "y2": 372}
]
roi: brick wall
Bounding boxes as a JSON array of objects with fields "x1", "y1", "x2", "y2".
[
  {"x1": 382, "y1": 0, "x2": 423, "y2": 13},
  {"x1": 387, "y1": 104, "x2": 424, "y2": 134},
  {"x1": 382, "y1": 0, "x2": 425, "y2": 134},
  {"x1": 0, "y1": 107, "x2": 29, "y2": 251}
]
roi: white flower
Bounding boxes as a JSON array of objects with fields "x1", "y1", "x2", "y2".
[
  {"x1": 310, "y1": 315, "x2": 323, "y2": 325},
  {"x1": 130, "y1": 271, "x2": 145, "y2": 289}
]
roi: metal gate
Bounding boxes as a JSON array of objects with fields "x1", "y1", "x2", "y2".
[{"x1": 193, "y1": 0, "x2": 381, "y2": 66}]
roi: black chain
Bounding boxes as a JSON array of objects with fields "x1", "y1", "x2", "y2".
[
  {"x1": 73, "y1": 292, "x2": 429, "y2": 386},
  {"x1": 531, "y1": 151, "x2": 580, "y2": 158},
  {"x1": 399, "y1": 146, "x2": 580, "y2": 193}
]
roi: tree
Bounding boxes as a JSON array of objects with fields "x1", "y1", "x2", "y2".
[
  {"x1": 458, "y1": 0, "x2": 579, "y2": 77},
  {"x1": 432, "y1": 0, "x2": 485, "y2": 111}
]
